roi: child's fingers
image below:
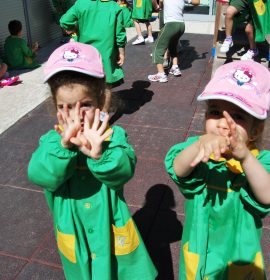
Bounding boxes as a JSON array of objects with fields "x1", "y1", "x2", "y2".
[
  {"x1": 223, "y1": 111, "x2": 237, "y2": 137},
  {"x1": 57, "y1": 111, "x2": 65, "y2": 126},
  {"x1": 74, "y1": 101, "x2": 81, "y2": 124},
  {"x1": 101, "y1": 127, "x2": 113, "y2": 141},
  {"x1": 78, "y1": 132, "x2": 88, "y2": 146},
  {"x1": 62, "y1": 104, "x2": 72, "y2": 124},
  {"x1": 70, "y1": 136, "x2": 81, "y2": 147},
  {"x1": 92, "y1": 108, "x2": 101, "y2": 131}
]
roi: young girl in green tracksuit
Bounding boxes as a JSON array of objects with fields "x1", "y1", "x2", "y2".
[
  {"x1": 59, "y1": 0, "x2": 126, "y2": 113},
  {"x1": 28, "y1": 42, "x2": 157, "y2": 280},
  {"x1": 131, "y1": 0, "x2": 158, "y2": 45},
  {"x1": 165, "y1": 60, "x2": 270, "y2": 279}
]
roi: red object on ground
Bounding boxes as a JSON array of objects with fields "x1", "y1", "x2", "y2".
[{"x1": 0, "y1": 76, "x2": 20, "y2": 87}]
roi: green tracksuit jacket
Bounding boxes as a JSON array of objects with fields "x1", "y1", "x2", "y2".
[
  {"x1": 60, "y1": 0, "x2": 126, "y2": 84},
  {"x1": 4, "y1": 36, "x2": 40, "y2": 69},
  {"x1": 165, "y1": 136, "x2": 270, "y2": 280},
  {"x1": 28, "y1": 126, "x2": 157, "y2": 280}
]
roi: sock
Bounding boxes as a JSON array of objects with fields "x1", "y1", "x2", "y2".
[
  {"x1": 158, "y1": 72, "x2": 165, "y2": 76},
  {"x1": 225, "y1": 36, "x2": 232, "y2": 41},
  {"x1": 171, "y1": 65, "x2": 178, "y2": 70}
]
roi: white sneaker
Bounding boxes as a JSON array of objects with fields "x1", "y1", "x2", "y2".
[
  {"x1": 145, "y1": 36, "x2": 154, "y2": 43},
  {"x1": 220, "y1": 38, "x2": 233, "y2": 53},
  {"x1": 169, "y1": 66, "x2": 182, "y2": 76},
  {"x1": 132, "y1": 36, "x2": 145, "y2": 45},
  {"x1": 240, "y1": 48, "x2": 259, "y2": 60},
  {"x1": 148, "y1": 73, "x2": 168, "y2": 83}
]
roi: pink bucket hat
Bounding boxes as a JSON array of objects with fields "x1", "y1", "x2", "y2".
[
  {"x1": 197, "y1": 61, "x2": 270, "y2": 119},
  {"x1": 43, "y1": 42, "x2": 105, "y2": 82}
]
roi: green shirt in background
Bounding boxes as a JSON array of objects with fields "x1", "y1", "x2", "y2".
[
  {"x1": 165, "y1": 136, "x2": 270, "y2": 280},
  {"x1": 4, "y1": 36, "x2": 40, "y2": 69},
  {"x1": 28, "y1": 126, "x2": 157, "y2": 280},
  {"x1": 132, "y1": 0, "x2": 153, "y2": 20},
  {"x1": 60, "y1": 0, "x2": 126, "y2": 84}
]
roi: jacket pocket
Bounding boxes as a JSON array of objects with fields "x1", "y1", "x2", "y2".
[
  {"x1": 57, "y1": 227, "x2": 76, "y2": 263},
  {"x1": 227, "y1": 252, "x2": 264, "y2": 280},
  {"x1": 111, "y1": 218, "x2": 140, "y2": 255},
  {"x1": 136, "y1": 0, "x2": 142, "y2": 8}
]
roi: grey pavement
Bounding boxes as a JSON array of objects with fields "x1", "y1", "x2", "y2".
[{"x1": 1, "y1": 20, "x2": 270, "y2": 280}]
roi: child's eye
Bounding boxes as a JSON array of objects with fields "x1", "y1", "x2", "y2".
[
  {"x1": 208, "y1": 110, "x2": 222, "y2": 116},
  {"x1": 81, "y1": 102, "x2": 93, "y2": 108},
  {"x1": 57, "y1": 104, "x2": 64, "y2": 110}
]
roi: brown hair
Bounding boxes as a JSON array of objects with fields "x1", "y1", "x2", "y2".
[{"x1": 47, "y1": 71, "x2": 105, "y2": 108}]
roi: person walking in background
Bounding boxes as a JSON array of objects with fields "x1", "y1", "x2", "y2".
[
  {"x1": 59, "y1": 0, "x2": 126, "y2": 113},
  {"x1": 28, "y1": 42, "x2": 157, "y2": 280},
  {"x1": 4, "y1": 20, "x2": 40, "y2": 69},
  {"x1": 148, "y1": 0, "x2": 200, "y2": 83},
  {"x1": 131, "y1": 0, "x2": 159, "y2": 45},
  {"x1": 165, "y1": 60, "x2": 270, "y2": 279},
  {"x1": 219, "y1": 0, "x2": 258, "y2": 60}
]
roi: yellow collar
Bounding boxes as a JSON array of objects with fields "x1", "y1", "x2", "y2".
[{"x1": 209, "y1": 148, "x2": 259, "y2": 174}]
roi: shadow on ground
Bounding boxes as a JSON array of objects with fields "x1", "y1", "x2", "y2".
[
  {"x1": 178, "y1": 39, "x2": 208, "y2": 70},
  {"x1": 133, "y1": 184, "x2": 183, "y2": 280},
  {"x1": 110, "y1": 80, "x2": 154, "y2": 124}
]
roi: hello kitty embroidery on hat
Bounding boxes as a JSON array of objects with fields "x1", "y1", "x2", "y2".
[
  {"x1": 43, "y1": 42, "x2": 105, "y2": 82},
  {"x1": 197, "y1": 61, "x2": 270, "y2": 119}
]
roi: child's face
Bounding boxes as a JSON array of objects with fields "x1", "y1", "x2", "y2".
[
  {"x1": 55, "y1": 83, "x2": 98, "y2": 123},
  {"x1": 205, "y1": 100, "x2": 255, "y2": 142}
]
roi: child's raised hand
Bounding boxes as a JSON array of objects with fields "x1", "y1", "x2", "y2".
[
  {"x1": 223, "y1": 111, "x2": 249, "y2": 161},
  {"x1": 191, "y1": 134, "x2": 230, "y2": 167},
  {"x1": 54, "y1": 102, "x2": 82, "y2": 149},
  {"x1": 72, "y1": 109, "x2": 113, "y2": 159}
]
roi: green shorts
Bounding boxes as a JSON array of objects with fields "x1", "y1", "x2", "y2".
[{"x1": 229, "y1": 0, "x2": 251, "y2": 22}]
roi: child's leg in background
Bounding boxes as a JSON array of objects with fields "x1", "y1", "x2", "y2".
[
  {"x1": 134, "y1": 20, "x2": 142, "y2": 37},
  {"x1": 145, "y1": 21, "x2": 154, "y2": 41},
  {"x1": 132, "y1": 20, "x2": 145, "y2": 44},
  {"x1": 245, "y1": 22, "x2": 256, "y2": 49}
]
